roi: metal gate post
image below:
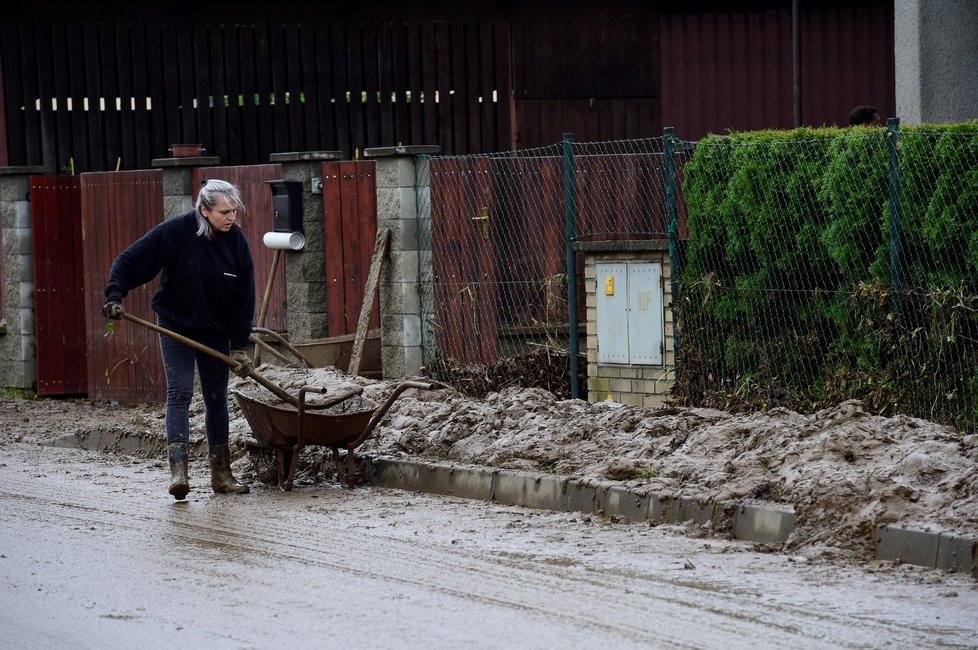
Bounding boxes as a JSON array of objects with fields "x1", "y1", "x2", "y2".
[
  {"x1": 563, "y1": 133, "x2": 579, "y2": 399},
  {"x1": 886, "y1": 118, "x2": 902, "y2": 321},
  {"x1": 664, "y1": 127, "x2": 679, "y2": 381}
]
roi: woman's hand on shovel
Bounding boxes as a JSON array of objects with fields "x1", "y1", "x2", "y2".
[
  {"x1": 101, "y1": 301, "x2": 124, "y2": 320},
  {"x1": 230, "y1": 348, "x2": 253, "y2": 378}
]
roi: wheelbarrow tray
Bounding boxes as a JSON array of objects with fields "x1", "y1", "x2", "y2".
[{"x1": 233, "y1": 390, "x2": 376, "y2": 449}]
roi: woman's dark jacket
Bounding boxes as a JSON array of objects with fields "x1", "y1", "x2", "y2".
[{"x1": 103, "y1": 211, "x2": 256, "y2": 349}]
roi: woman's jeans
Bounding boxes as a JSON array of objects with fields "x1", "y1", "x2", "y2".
[{"x1": 159, "y1": 325, "x2": 230, "y2": 446}]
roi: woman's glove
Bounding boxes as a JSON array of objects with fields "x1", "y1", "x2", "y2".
[
  {"x1": 230, "y1": 348, "x2": 252, "y2": 378},
  {"x1": 101, "y1": 301, "x2": 124, "y2": 320}
]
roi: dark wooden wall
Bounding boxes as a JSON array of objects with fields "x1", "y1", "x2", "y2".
[{"x1": 1, "y1": 1, "x2": 894, "y2": 171}]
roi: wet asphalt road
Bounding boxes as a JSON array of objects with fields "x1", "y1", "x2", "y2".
[{"x1": 1, "y1": 442, "x2": 976, "y2": 649}]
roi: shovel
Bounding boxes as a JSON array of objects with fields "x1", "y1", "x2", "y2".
[{"x1": 120, "y1": 312, "x2": 300, "y2": 406}]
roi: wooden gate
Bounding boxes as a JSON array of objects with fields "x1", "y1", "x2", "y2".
[
  {"x1": 430, "y1": 158, "x2": 499, "y2": 364},
  {"x1": 322, "y1": 160, "x2": 379, "y2": 337},
  {"x1": 190, "y1": 165, "x2": 287, "y2": 332},
  {"x1": 80, "y1": 170, "x2": 166, "y2": 402},
  {"x1": 30, "y1": 176, "x2": 87, "y2": 396}
]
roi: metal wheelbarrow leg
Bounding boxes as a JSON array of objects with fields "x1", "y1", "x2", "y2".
[{"x1": 281, "y1": 380, "x2": 440, "y2": 490}]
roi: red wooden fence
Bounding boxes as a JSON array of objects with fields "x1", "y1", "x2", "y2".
[
  {"x1": 30, "y1": 175, "x2": 87, "y2": 395},
  {"x1": 190, "y1": 165, "x2": 287, "y2": 332},
  {"x1": 80, "y1": 170, "x2": 166, "y2": 402},
  {"x1": 322, "y1": 161, "x2": 379, "y2": 337}
]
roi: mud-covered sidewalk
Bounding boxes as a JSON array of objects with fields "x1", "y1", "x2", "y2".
[{"x1": 4, "y1": 364, "x2": 976, "y2": 568}]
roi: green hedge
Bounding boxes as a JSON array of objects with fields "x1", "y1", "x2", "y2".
[{"x1": 677, "y1": 123, "x2": 978, "y2": 429}]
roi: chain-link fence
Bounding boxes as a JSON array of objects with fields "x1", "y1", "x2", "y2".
[
  {"x1": 416, "y1": 124, "x2": 978, "y2": 429},
  {"x1": 678, "y1": 124, "x2": 978, "y2": 430}
]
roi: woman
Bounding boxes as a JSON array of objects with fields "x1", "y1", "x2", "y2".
[{"x1": 102, "y1": 179, "x2": 255, "y2": 500}]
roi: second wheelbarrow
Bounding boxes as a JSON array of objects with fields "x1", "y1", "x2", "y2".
[{"x1": 234, "y1": 380, "x2": 438, "y2": 490}]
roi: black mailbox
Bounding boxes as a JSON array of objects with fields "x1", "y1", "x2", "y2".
[{"x1": 266, "y1": 179, "x2": 303, "y2": 234}]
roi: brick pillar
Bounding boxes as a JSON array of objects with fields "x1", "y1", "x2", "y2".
[
  {"x1": 151, "y1": 154, "x2": 220, "y2": 219},
  {"x1": 0, "y1": 165, "x2": 51, "y2": 390},
  {"x1": 270, "y1": 151, "x2": 344, "y2": 342},
  {"x1": 363, "y1": 145, "x2": 439, "y2": 378}
]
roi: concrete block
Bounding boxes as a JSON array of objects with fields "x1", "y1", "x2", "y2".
[
  {"x1": 398, "y1": 216, "x2": 419, "y2": 253},
  {"x1": 733, "y1": 503, "x2": 795, "y2": 544},
  {"x1": 380, "y1": 282, "x2": 404, "y2": 316},
  {"x1": 16, "y1": 226, "x2": 31, "y2": 255},
  {"x1": 399, "y1": 249, "x2": 419, "y2": 281},
  {"x1": 523, "y1": 475, "x2": 566, "y2": 511},
  {"x1": 936, "y1": 533, "x2": 977, "y2": 577},
  {"x1": 564, "y1": 480, "x2": 598, "y2": 514},
  {"x1": 417, "y1": 463, "x2": 493, "y2": 500},
  {"x1": 402, "y1": 314, "x2": 421, "y2": 347},
  {"x1": 491, "y1": 470, "x2": 526, "y2": 506},
  {"x1": 0, "y1": 175, "x2": 31, "y2": 202},
  {"x1": 676, "y1": 496, "x2": 714, "y2": 524},
  {"x1": 376, "y1": 187, "x2": 403, "y2": 222},
  {"x1": 373, "y1": 157, "x2": 416, "y2": 189},
  {"x1": 365, "y1": 457, "x2": 422, "y2": 491},
  {"x1": 19, "y1": 281, "x2": 34, "y2": 309},
  {"x1": 647, "y1": 492, "x2": 663, "y2": 521},
  {"x1": 876, "y1": 524, "x2": 940, "y2": 568},
  {"x1": 19, "y1": 306, "x2": 34, "y2": 335},
  {"x1": 402, "y1": 345, "x2": 422, "y2": 377},
  {"x1": 20, "y1": 332, "x2": 36, "y2": 362},
  {"x1": 381, "y1": 344, "x2": 405, "y2": 379},
  {"x1": 16, "y1": 200, "x2": 30, "y2": 228},
  {"x1": 401, "y1": 281, "x2": 420, "y2": 315},
  {"x1": 161, "y1": 168, "x2": 193, "y2": 196},
  {"x1": 163, "y1": 196, "x2": 193, "y2": 217},
  {"x1": 601, "y1": 486, "x2": 651, "y2": 522}
]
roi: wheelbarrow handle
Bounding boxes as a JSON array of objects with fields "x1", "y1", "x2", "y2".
[
  {"x1": 346, "y1": 380, "x2": 443, "y2": 449},
  {"x1": 119, "y1": 312, "x2": 299, "y2": 406}
]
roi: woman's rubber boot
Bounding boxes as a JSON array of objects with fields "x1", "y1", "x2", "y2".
[
  {"x1": 209, "y1": 444, "x2": 250, "y2": 494},
  {"x1": 168, "y1": 443, "x2": 190, "y2": 500}
]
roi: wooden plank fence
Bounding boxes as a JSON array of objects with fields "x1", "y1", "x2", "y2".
[
  {"x1": 323, "y1": 161, "x2": 379, "y2": 337},
  {"x1": 30, "y1": 176, "x2": 87, "y2": 395},
  {"x1": 80, "y1": 170, "x2": 166, "y2": 402}
]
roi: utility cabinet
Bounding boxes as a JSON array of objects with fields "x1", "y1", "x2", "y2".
[
  {"x1": 577, "y1": 240, "x2": 675, "y2": 408},
  {"x1": 595, "y1": 262, "x2": 663, "y2": 365}
]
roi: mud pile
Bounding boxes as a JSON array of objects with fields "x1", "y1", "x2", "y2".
[{"x1": 227, "y1": 366, "x2": 978, "y2": 556}]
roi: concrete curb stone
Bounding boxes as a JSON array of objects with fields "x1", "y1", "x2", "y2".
[{"x1": 360, "y1": 454, "x2": 974, "y2": 577}]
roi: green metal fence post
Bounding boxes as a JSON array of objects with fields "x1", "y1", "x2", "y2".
[
  {"x1": 886, "y1": 117, "x2": 903, "y2": 320},
  {"x1": 563, "y1": 133, "x2": 579, "y2": 399},
  {"x1": 664, "y1": 127, "x2": 680, "y2": 381}
]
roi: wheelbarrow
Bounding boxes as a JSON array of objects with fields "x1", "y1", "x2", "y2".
[
  {"x1": 234, "y1": 379, "x2": 438, "y2": 490},
  {"x1": 119, "y1": 311, "x2": 440, "y2": 491}
]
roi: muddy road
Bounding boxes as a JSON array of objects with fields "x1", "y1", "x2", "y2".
[{"x1": 1, "y1": 441, "x2": 976, "y2": 649}]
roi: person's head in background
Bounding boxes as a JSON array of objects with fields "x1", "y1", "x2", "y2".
[{"x1": 849, "y1": 105, "x2": 882, "y2": 127}]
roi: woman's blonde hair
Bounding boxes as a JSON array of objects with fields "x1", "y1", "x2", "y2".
[{"x1": 194, "y1": 179, "x2": 246, "y2": 239}]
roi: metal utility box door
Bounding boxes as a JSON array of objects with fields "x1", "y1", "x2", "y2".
[{"x1": 596, "y1": 262, "x2": 664, "y2": 365}]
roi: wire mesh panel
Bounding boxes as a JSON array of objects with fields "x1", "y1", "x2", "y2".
[
  {"x1": 676, "y1": 124, "x2": 978, "y2": 430},
  {"x1": 418, "y1": 145, "x2": 570, "y2": 385},
  {"x1": 573, "y1": 138, "x2": 672, "y2": 241}
]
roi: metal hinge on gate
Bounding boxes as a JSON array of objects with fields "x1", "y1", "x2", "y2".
[{"x1": 472, "y1": 207, "x2": 490, "y2": 240}]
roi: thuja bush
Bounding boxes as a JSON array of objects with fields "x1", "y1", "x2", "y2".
[{"x1": 676, "y1": 123, "x2": 978, "y2": 429}]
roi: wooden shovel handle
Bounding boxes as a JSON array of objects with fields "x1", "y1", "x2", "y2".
[{"x1": 119, "y1": 312, "x2": 298, "y2": 406}]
